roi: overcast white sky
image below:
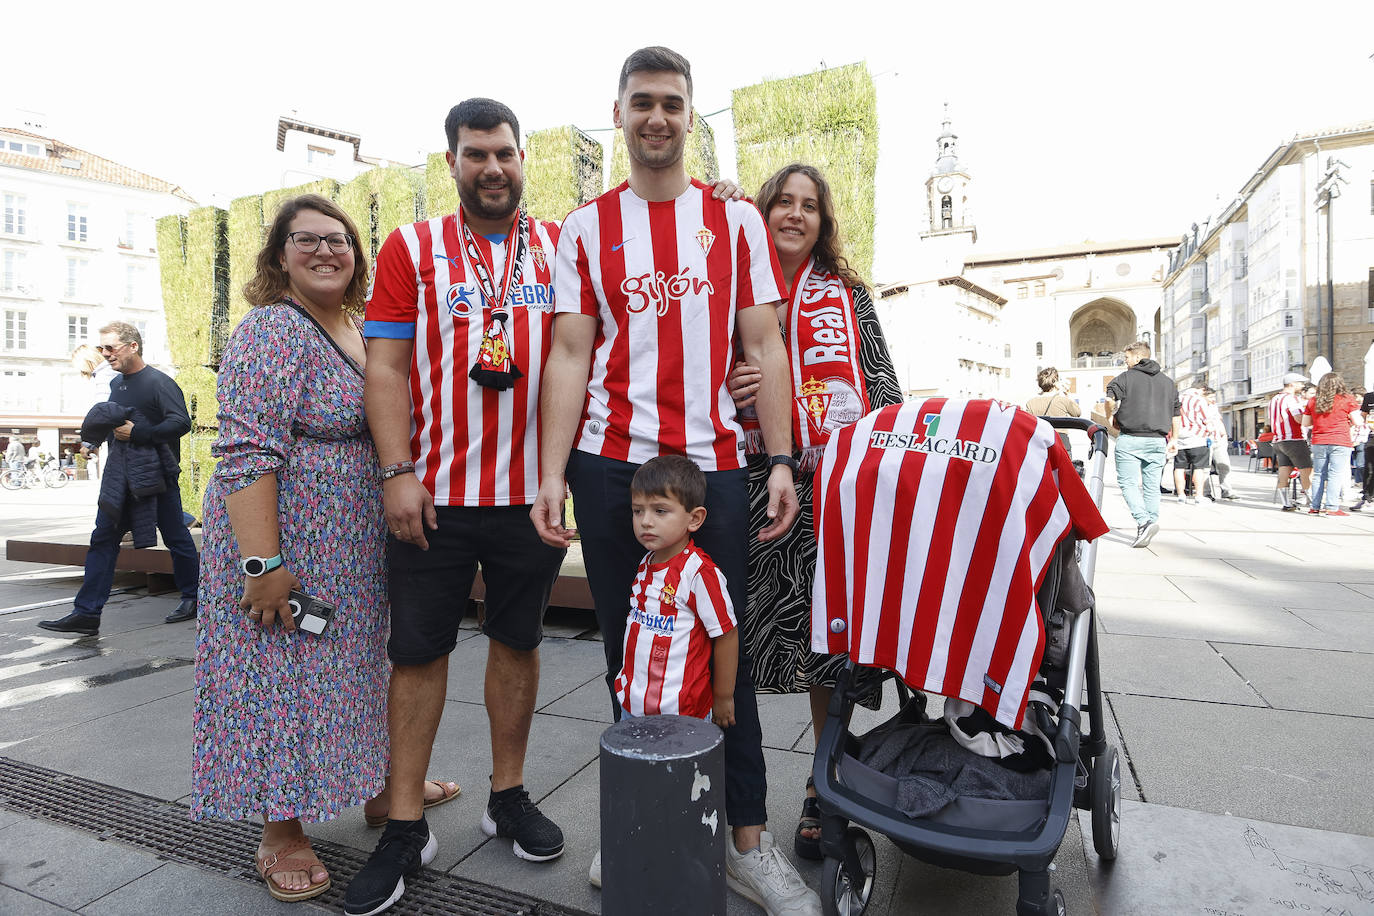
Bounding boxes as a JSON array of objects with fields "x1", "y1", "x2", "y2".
[{"x1": 9, "y1": 0, "x2": 1373, "y2": 275}]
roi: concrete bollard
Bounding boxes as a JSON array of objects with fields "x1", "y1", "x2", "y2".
[{"x1": 600, "y1": 714, "x2": 726, "y2": 916}]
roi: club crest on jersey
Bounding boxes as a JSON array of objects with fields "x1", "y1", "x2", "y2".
[
  {"x1": 447, "y1": 283, "x2": 479, "y2": 317},
  {"x1": 659, "y1": 583, "x2": 677, "y2": 610},
  {"x1": 530, "y1": 244, "x2": 546, "y2": 271},
  {"x1": 621, "y1": 267, "x2": 715, "y2": 317},
  {"x1": 695, "y1": 227, "x2": 715, "y2": 257},
  {"x1": 868, "y1": 412, "x2": 999, "y2": 463}
]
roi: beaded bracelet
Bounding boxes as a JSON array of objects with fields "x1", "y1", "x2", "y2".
[{"x1": 381, "y1": 461, "x2": 416, "y2": 481}]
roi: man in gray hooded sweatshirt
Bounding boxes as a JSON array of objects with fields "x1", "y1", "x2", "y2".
[{"x1": 1105, "y1": 341, "x2": 1180, "y2": 548}]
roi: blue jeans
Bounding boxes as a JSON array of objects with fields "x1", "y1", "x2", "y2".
[
  {"x1": 74, "y1": 487, "x2": 200, "y2": 617},
  {"x1": 1114, "y1": 434, "x2": 1167, "y2": 526},
  {"x1": 1311, "y1": 444, "x2": 1353, "y2": 511}
]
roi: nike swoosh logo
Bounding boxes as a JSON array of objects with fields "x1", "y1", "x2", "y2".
[{"x1": 611, "y1": 237, "x2": 635, "y2": 252}]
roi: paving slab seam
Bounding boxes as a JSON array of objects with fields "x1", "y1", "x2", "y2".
[
  {"x1": 0, "y1": 757, "x2": 594, "y2": 915},
  {"x1": 0, "y1": 587, "x2": 141, "y2": 617},
  {"x1": 1104, "y1": 693, "x2": 1148, "y2": 804},
  {"x1": 533, "y1": 671, "x2": 609, "y2": 717},
  {"x1": 1108, "y1": 688, "x2": 1374, "y2": 722},
  {"x1": 1209, "y1": 638, "x2": 1373, "y2": 657},
  {"x1": 1204, "y1": 642, "x2": 1273, "y2": 707}
]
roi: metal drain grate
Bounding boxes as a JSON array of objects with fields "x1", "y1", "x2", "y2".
[{"x1": 0, "y1": 757, "x2": 591, "y2": 916}]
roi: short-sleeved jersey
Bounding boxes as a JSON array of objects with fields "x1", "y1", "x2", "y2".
[
  {"x1": 554, "y1": 180, "x2": 785, "y2": 471},
  {"x1": 1177, "y1": 389, "x2": 1211, "y2": 446},
  {"x1": 811, "y1": 399, "x2": 1109, "y2": 729},
  {"x1": 365, "y1": 213, "x2": 558, "y2": 506},
  {"x1": 615, "y1": 543, "x2": 736, "y2": 718},
  {"x1": 1269, "y1": 392, "x2": 1304, "y2": 442}
]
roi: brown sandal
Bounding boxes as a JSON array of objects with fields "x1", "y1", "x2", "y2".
[
  {"x1": 256, "y1": 836, "x2": 330, "y2": 902},
  {"x1": 364, "y1": 779, "x2": 462, "y2": 828}
]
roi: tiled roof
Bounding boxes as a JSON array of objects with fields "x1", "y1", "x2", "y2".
[{"x1": 0, "y1": 127, "x2": 196, "y2": 203}]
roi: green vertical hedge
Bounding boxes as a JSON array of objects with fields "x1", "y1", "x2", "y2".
[
  {"x1": 733, "y1": 63, "x2": 877, "y2": 280},
  {"x1": 424, "y1": 153, "x2": 458, "y2": 219},
  {"x1": 524, "y1": 125, "x2": 603, "y2": 221},
  {"x1": 227, "y1": 195, "x2": 263, "y2": 333}
]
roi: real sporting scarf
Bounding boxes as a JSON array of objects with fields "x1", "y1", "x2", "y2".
[{"x1": 743, "y1": 257, "x2": 870, "y2": 471}]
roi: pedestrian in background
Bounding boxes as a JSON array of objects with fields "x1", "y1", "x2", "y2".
[
  {"x1": 1302, "y1": 372, "x2": 1361, "y2": 517},
  {"x1": 1104, "y1": 341, "x2": 1180, "y2": 548},
  {"x1": 1202, "y1": 388, "x2": 1238, "y2": 499},
  {"x1": 1026, "y1": 366, "x2": 1080, "y2": 457}
]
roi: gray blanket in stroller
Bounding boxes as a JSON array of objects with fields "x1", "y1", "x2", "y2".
[{"x1": 858, "y1": 719, "x2": 1051, "y2": 818}]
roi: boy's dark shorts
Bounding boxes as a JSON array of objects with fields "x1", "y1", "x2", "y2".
[
  {"x1": 1272, "y1": 439, "x2": 1313, "y2": 470},
  {"x1": 1175, "y1": 446, "x2": 1211, "y2": 472},
  {"x1": 387, "y1": 505, "x2": 566, "y2": 665}
]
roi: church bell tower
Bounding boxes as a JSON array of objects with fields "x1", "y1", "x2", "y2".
[{"x1": 922, "y1": 105, "x2": 976, "y2": 246}]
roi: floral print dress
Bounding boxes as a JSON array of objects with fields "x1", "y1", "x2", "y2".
[{"x1": 192, "y1": 303, "x2": 388, "y2": 822}]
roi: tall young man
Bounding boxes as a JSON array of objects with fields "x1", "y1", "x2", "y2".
[
  {"x1": 1104, "y1": 340, "x2": 1180, "y2": 548},
  {"x1": 1269, "y1": 372, "x2": 1312, "y2": 510},
  {"x1": 531, "y1": 47, "x2": 818, "y2": 916},
  {"x1": 39, "y1": 321, "x2": 199, "y2": 634},
  {"x1": 348, "y1": 98, "x2": 567, "y2": 916}
]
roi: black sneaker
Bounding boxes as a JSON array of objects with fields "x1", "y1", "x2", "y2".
[
  {"x1": 481, "y1": 785, "x2": 564, "y2": 861},
  {"x1": 343, "y1": 817, "x2": 437, "y2": 916},
  {"x1": 37, "y1": 612, "x2": 100, "y2": 636}
]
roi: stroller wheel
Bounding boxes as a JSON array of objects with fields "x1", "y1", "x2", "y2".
[
  {"x1": 820, "y1": 827, "x2": 876, "y2": 916},
  {"x1": 1090, "y1": 746, "x2": 1122, "y2": 861},
  {"x1": 1015, "y1": 886, "x2": 1066, "y2": 916}
]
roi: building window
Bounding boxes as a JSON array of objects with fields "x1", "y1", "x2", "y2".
[
  {"x1": 1016, "y1": 284, "x2": 1028, "y2": 299},
  {"x1": 3, "y1": 138, "x2": 42, "y2": 156},
  {"x1": 307, "y1": 145, "x2": 336, "y2": 165},
  {"x1": 2, "y1": 193, "x2": 25, "y2": 235},
  {"x1": 1004, "y1": 344, "x2": 1012, "y2": 358},
  {"x1": 66, "y1": 203, "x2": 89, "y2": 242},
  {"x1": 124, "y1": 264, "x2": 145, "y2": 305},
  {"x1": 0, "y1": 370, "x2": 27, "y2": 408},
  {"x1": 4, "y1": 310, "x2": 26, "y2": 350},
  {"x1": 1, "y1": 250, "x2": 25, "y2": 293},
  {"x1": 1033, "y1": 280, "x2": 1046, "y2": 297},
  {"x1": 121, "y1": 212, "x2": 145, "y2": 249},
  {"x1": 940, "y1": 195, "x2": 952, "y2": 229},
  {"x1": 65, "y1": 257, "x2": 90, "y2": 299},
  {"x1": 1036, "y1": 341, "x2": 1043, "y2": 357},
  {"x1": 67, "y1": 315, "x2": 88, "y2": 352}
]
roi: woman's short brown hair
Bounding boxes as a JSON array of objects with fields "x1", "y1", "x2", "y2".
[
  {"x1": 242, "y1": 194, "x2": 370, "y2": 313},
  {"x1": 1037, "y1": 367, "x2": 1060, "y2": 392}
]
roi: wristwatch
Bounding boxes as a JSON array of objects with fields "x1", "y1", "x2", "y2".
[
  {"x1": 768, "y1": 454, "x2": 799, "y2": 474},
  {"x1": 240, "y1": 554, "x2": 283, "y2": 577}
]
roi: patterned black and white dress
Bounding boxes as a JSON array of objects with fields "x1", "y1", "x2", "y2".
[{"x1": 742, "y1": 285, "x2": 903, "y2": 705}]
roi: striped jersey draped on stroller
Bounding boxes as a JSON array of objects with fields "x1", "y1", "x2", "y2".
[{"x1": 809, "y1": 398, "x2": 1119, "y2": 916}]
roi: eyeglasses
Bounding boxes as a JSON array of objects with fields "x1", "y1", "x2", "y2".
[
  {"x1": 287, "y1": 231, "x2": 354, "y2": 255},
  {"x1": 96, "y1": 342, "x2": 132, "y2": 355}
]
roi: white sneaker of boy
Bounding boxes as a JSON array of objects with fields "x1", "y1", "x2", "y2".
[{"x1": 725, "y1": 831, "x2": 821, "y2": 916}]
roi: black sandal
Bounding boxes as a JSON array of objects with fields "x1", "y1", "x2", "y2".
[{"x1": 795, "y1": 777, "x2": 822, "y2": 860}]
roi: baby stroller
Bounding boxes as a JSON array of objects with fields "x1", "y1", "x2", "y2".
[{"x1": 809, "y1": 400, "x2": 1118, "y2": 916}]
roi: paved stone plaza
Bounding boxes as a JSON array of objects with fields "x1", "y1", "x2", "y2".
[{"x1": 0, "y1": 466, "x2": 1371, "y2": 915}]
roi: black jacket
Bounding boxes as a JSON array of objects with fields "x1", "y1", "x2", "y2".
[
  {"x1": 81, "y1": 402, "x2": 181, "y2": 548},
  {"x1": 1105, "y1": 359, "x2": 1180, "y2": 438}
]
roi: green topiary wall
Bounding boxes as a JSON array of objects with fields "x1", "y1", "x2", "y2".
[
  {"x1": 227, "y1": 195, "x2": 263, "y2": 332},
  {"x1": 733, "y1": 63, "x2": 877, "y2": 281},
  {"x1": 609, "y1": 110, "x2": 720, "y2": 189},
  {"x1": 424, "y1": 153, "x2": 458, "y2": 219},
  {"x1": 524, "y1": 126, "x2": 603, "y2": 221}
]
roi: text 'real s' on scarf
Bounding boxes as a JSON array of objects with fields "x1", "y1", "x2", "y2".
[{"x1": 742, "y1": 257, "x2": 870, "y2": 471}]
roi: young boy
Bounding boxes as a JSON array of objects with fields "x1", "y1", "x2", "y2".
[{"x1": 590, "y1": 455, "x2": 739, "y2": 887}]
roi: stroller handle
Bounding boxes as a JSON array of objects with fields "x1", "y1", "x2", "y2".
[{"x1": 1042, "y1": 416, "x2": 1109, "y2": 457}]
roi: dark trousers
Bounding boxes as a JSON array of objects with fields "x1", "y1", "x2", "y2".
[
  {"x1": 75, "y1": 488, "x2": 199, "y2": 616},
  {"x1": 568, "y1": 450, "x2": 768, "y2": 827},
  {"x1": 1365, "y1": 443, "x2": 1374, "y2": 500}
]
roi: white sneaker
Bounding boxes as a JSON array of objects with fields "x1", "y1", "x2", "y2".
[
  {"x1": 589, "y1": 850, "x2": 601, "y2": 889},
  {"x1": 725, "y1": 831, "x2": 821, "y2": 916}
]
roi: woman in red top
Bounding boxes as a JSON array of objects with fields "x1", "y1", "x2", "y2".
[{"x1": 1302, "y1": 372, "x2": 1363, "y2": 516}]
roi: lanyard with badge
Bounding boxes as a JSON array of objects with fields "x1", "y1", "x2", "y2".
[{"x1": 461, "y1": 207, "x2": 529, "y2": 390}]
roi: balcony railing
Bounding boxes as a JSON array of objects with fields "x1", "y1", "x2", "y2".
[{"x1": 1070, "y1": 355, "x2": 1127, "y2": 370}]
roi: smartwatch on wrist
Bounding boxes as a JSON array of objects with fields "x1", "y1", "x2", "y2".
[
  {"x1": 767, "y1": 454, "x2": 799, "y2": 474},
  {"x1": 241, "y1": 554, "x2": 282, "y2": 577}
]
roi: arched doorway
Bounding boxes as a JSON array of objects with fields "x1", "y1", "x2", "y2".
[{"x1": 1069, "y1": 298, "x2": 1136, "y2": 368}]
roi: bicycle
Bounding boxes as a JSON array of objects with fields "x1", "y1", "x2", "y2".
[{"x1": 0, "y1": 459, "x2": 69, "y2": 490}]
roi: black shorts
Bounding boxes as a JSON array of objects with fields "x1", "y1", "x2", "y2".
[
  {"x1": 387, "y1": 505, "x2": 566, "y2": 664},
  {"x1": 1272, "y1": 439, "x2": 1313, "y2": 470},
  {"x1": 1175, "y1": 446, "x2": 1211, "y2": 471}
]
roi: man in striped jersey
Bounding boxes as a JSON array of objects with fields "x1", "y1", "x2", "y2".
[
  {"x1": 350, "y1": 99, "x2": 566, "y2": 916},
  {"x1": 531, "y1": 46, "x2": 816, "y2": 916},
  {"x1": 1269, "y1": 372, "x2": 1312, "y2": 511}
]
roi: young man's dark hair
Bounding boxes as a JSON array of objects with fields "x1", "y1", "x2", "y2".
[
  {"x1": 631, "y1": 455, "x2": 707, "y2": 512},
  {"x1": 617, "y1": 45, "x2": 693, "y2": 97},
  {"x1": 444, "y1": 98, "x2": 521, "y2": 153},
  {"x1": 1036, "y1": 366, "x2": 1060, "y2": 392}
]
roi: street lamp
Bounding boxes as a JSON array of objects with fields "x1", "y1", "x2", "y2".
[{"x1": 1314, "y1": 157, "x2": 1348, "y2": 365}]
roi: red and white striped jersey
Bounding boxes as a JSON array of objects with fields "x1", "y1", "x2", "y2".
[
  {"x1": 554, "y1": 180, "x2": 785, "y2": 470},
  {"x1": 811, "y1": 399, "x2": 1109, "y2": 729},
  {"x1": 616, "y1": 543, "x2": 736, "y2": 718},
  {"x1": 1177, "y1": 389, "x2": 1211, "y2": 442},
  {"x1": 1202, "y1": 401, "x2": 1227, "y2": 441},
  {"x1": 1269, "y1": 392, "x2": 1304, "y2": 442},
  {"x1": 365, "y1": 213, "x2": 559, "y2": 506}
]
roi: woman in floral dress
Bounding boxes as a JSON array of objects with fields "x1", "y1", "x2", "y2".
[{"x1": 191, "y1": 195, "x2": 455, "y2": 902}]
